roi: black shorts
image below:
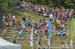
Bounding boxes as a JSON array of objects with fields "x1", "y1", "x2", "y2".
[
  {"x1": 44, "y1": 29, "x2": 47, "y2": 32},
  {"x1": 28, "y1": 24, "x2": 30, "y2": 26}
]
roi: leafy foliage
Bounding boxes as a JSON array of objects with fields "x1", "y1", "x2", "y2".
[
  {"x1": 0, "y1": 0, "x2": 75, "y2": 15},
  {"x1": 29, "y1": 0, "x2": 75, "y2": 8},
  {"x1": 0, "y1": 0, "x2": 8, "y2": 15}
]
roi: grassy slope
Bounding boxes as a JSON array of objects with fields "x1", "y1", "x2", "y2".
[{"x1": 1, "y1": 10, "x2": 75, "y2": 49}]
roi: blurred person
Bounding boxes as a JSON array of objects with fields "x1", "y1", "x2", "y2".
[
  {"x1": 8, "y1": 14, "x2": 13, "y2": 26},
  {"x1": 20, "y1": 0, "x2": 26, "y2": 9},
  {"x1": 2, "y1": 15, "x2": 6, "y2": 22},
  {"x1": 49, "y1": 13, "x2": 53, "y2": 20},
  {"x1": 55, "y1": 18, "x2": 61, "y2": 30},
  {"x1": 13, "y1": 36, "x2": 17, "y2": 44},
  {"x1": 26, "y1": 16, "x2": 31, "y2": 26},
  {"x1": 13, "y1": 15, "x2": 16, "y2": 23},
  {"x1": 44, "y1": 36, "x2": 48, "y2": 49}
]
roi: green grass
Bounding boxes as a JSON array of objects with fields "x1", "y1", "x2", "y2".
[{"x1": 1, "y1": 11, "x2": 75, "y2": 49}]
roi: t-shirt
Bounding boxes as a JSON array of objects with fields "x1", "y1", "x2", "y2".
[
  {"x1": 21, "y1": 24, "x2": 25, "y2": 29},
  {"x1": 18, "y1": 16, "x2": 21, "y2": 19},
  {"x1": 2, "y1": 16, "x2": 6, "y2": 22},
  {"x1": 26, "y1": 18, "x2": 31, "y2": 24},
  {"x1": 17, "y1": 16, "x2": 22, "y2": 22},
  {"x1": 54, "y1": 16, "x2": 57, "y2": 21},
  {"x1": 56, "y1": 19, "x2": 61, "y2": 24},
  {"x1": 13, "y1": 15, "x2": 16, "y2": 20},
  {"x1": 49, "y1": 14, "x2": 53, "y2": 19}
]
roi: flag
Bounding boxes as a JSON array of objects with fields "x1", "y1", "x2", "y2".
[
  {"x1": 47, "y1": 19, "x2": 52, "y2": 46},
  {"x1": 30, "y1": 19, "x2": 34, "y2": 47},
  {"x1": 30, "y1": 31, "x2": 33, "y2": 47},
  {"x1": 48, "y1": 19, "x2": 52, "y2": 34}
]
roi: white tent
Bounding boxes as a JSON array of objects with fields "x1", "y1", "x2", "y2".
[{"x1": 0, "y1": 37, "x2": 21, "y2": 49}]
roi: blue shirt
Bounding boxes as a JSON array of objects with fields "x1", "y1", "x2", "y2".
[{"x1": 26, "y1": 18, "x2": 31, "y2": 24}]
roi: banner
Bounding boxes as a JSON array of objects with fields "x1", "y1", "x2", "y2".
[{"x1": 30, "y1": 19, "x2": 34, "y2": 47}]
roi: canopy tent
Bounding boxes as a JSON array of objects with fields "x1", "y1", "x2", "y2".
[{"x1": 0, "y1": 37, "x2": 21, "y2": 49}]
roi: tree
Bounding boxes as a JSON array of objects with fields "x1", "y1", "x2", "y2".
[{"x1": 0, "y1": 0, "x2": 8, "y2": 15}]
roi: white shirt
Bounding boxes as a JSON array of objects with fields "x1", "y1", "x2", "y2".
[
  {"x1": 2, "y1": 16, "x2": 5, "y2": 22},
  {"x1": 22, "y1": 24, "x2": 25, "y2": 29},
  {"x1": 49, "y1": 14, "x2": 53, "y2": 19},
  {"x1": 13, "y1": 15, "x2": 15, "y2": 20}
]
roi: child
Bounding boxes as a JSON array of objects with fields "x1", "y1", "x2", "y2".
[
  {"x1": 61, "y1": 42, "x2": 68, "y2": 49},
  {"x1": 61, "y1": 21, "x2": 65, "y2": 30},
  {"x1": 37, "y1": 40, "x2": 41, "y2": 49},
  {"x1": 58, "y1": 29, "x2": 66, "y2": 38},
  {"x1": 44, "y1": 36, "x2": 48, "y2": 49},
  {"x1": 4, "y1": 21, "x2": 8, "y2": 28},
  {"x1": 55, "y1": 18, "x2": 61, "y2": 30},
  {"x1": 8, "y1": 14, "x2": 13, "y2": 26},
  {"x1": 43, "y1": 22, "x2": 48, "y2": 36},
  {"x1": 17, "y1": 16, "x2": 22, "y2": 23},
  {"x1": 26, "y1": 16, "x2": 31, "y2": 26},
  {"x1": 15, "y1": 23, "x2": 20, "y2": 31},
  {"x1": 3, "y1": 29, "x2": 8, "y2": 37},
  {"x1": 26, "y1": 16, "x2": 31, "y2": 31},
  {"x1": 13, "y1": 36, "x2": 17, "y2": 44},
  {"x1": 18, "y1": 23, "x2": 25, "y2": 37},
  {"x1": 3, "y1": 21, "x2": 8, "y2": 37},
  {"x1": 40, "y1": 18, "x2": 47, "y2": 33},
  {"x1": 35, "y1": 30, "x2": 41, "y2": 49}
]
